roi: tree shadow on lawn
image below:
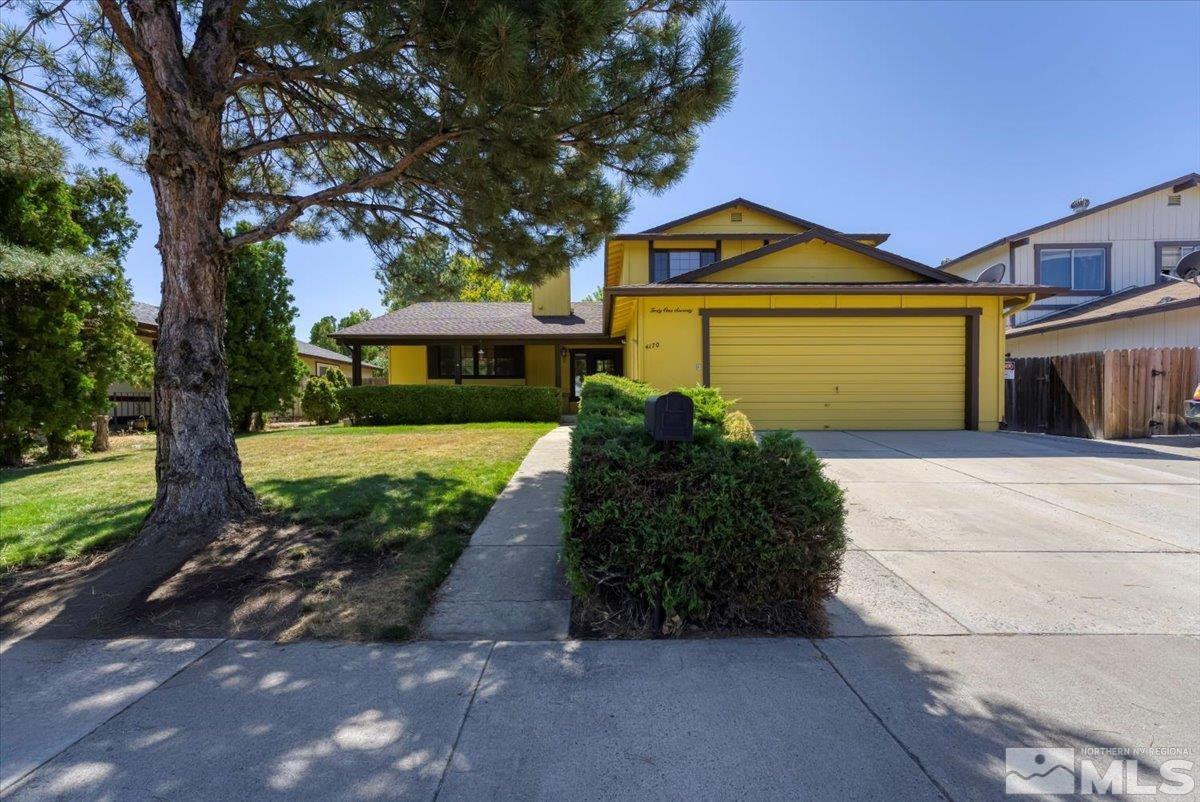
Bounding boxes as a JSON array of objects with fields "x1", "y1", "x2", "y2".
[{"x1": 1, "y1": 471, "x2": 497, "y2": 642}]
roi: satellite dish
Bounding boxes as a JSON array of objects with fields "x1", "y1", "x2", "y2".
[
  {"x1": 1176, "y1": 250, "x2": 1200, "y2": 281},
  {"x1": 976, "y1": 263, "x2": 1006, "y2": 283}
]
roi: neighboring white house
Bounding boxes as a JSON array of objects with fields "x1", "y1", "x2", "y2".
[{"x1": 940, "y1": 173, "x2": 1200, "y2": 356}]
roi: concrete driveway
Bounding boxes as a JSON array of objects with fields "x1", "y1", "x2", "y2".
[{"x1": 2, "y1": 431, "x2": 1198, "y2": 800}]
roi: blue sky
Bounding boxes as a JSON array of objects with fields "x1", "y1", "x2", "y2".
[{"x1": 90, "y1": 0, "x2": 1199, "y2": 338}]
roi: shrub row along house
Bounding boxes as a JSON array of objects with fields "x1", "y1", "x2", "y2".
[
  {"x1": 108, "y1": 302, "x2": 384, "y2": 425},
  {"x1": 941, "y1": 173, "x2": 1199, "y2": 358},
  {"x1": 333, "y1": 198, "x2": 1063, "y2": 431}
]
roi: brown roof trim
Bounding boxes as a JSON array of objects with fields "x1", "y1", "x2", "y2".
[
  {"x1": 1007, "y1": 297, "x2": 1200, "y2": 339},
  {"x1": 640, "y1": 197, "x2": 830, "y2": 234},
  {"x1": 942, "y1": 172, "x2": 1200, "y2": 268},
  {"x1": 606, "y1": 282, "x2": 1058, "y2": 298},
  {"x1": 661, "y1": 229, "x2": 968, "y2": 284},
  {"x1": 1173, "y1": 176, "x2": 1199, "y2": 193},
  {"x1": 333, "y1": 333, "x2": 621, "y2": 344},
  {"x1": 611, "y1": 231, "x2": 890, "y2": 245}
]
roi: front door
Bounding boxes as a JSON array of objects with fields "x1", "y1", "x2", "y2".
[{"x1": 570, "y1": 350, "x2": 623, "y2": 400}]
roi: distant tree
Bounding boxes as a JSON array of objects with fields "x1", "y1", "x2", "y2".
[
  {"x1": 224, "y1": 225, "x2": 303, "y2": 432},
  {"x1": 578, "y1": 287, "x2": 605, "y2": 302},
  {"x1": 70, "y1": 168, "x2": 140, "y2": 262},
  {"x1": 309, "y1": 309, "x2": 383, "y2": 366},
  {"x1": 378, "y1": 234, "x2": 531, "y2": 309},
  {"x1": 69, "y1": 166, "x2": 147, "y2": 451},
  {"x1": 308, "y1": 316, "x2": 339, "y2": 353}
]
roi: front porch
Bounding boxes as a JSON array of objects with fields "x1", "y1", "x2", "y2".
[{"x1": 344, "y1": 337, "x2": 624, "y2": 413}]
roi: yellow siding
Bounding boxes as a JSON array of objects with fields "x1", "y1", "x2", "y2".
[
  {"x1": 704, "y1": 239, "x2": 921, "y2": 283},
  {"x1": 621, "y1": 241, "x2": 649, "y2": 284},
  {"x1": 608, "y1": 294, "x2": 1007, "y2": 431},
  {"x1": 532, "y1": 271, "x2": 571, "y2": 316},
  {"x1": 388, "y1": 346, "x2": 426, "y2": 384},
  {"x1": 659, "y1": 206, "x2": 806, "y2": 235},
  {"x1": 526, "y1": 344, "x2": 558, "y2": 388}
]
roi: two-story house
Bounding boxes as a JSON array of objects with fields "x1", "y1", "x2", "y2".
[
  {"x1": 334, "y1": 198, "x2": 1059, "y2": 431},
  {"x1": 940, "y1": 173, "x2": 1200, "y2": 357}
]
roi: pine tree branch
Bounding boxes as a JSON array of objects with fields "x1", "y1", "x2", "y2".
[{"x1": 224, "y1": 129, "x2": 460, "y2": 249}]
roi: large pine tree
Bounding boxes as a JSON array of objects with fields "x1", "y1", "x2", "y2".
[{"x1": 1, "y1": 1, "x2": 739, "y2": 581}]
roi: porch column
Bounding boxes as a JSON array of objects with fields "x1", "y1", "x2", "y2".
[
  {"x1": 553, "y1": 343, "x2": 562, "y2": 408},
  {"x1": 351, "y1": 344, "x2": 362, "y2": 386}
]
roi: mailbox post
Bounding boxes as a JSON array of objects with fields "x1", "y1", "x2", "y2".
[{"x1": 644, "y1": 391, "x2": 694, "y2": 446}]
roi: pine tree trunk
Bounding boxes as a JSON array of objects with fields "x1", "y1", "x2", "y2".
[
  {"x1": 138, "y1": 165, "x2": 256, "y2": 541},
  {"x1": 93, "y1": 414, "x2": 110, "y2": 452}
]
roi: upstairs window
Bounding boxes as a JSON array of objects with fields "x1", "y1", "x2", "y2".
[
  {"x1": 651, "y1": 249, "x2": 718, "y2": 282},
  {"x1": 1036, "y1": 246, "x2": 1108, "y2": 292},
  {"x1": 428, "y1": 344, "x2": 524, "y2": 380},
  {"x1": 1159, "y1": 243, "x2": 1200, "y2": 281}
]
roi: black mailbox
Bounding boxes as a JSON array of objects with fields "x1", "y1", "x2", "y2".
[{"x1": 644, "y1": 392, "x2": 694, "y2": 443}]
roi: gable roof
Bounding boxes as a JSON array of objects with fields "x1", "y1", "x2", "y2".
[
  {"x1": 295, "y1": 340, "x2": 384, "y2": 368},
  {"x1": 661, "y1": 229, "x2": 969, "y2": 284},
  {"x1": 1008, "y1": 281, "x2": 1200, "y2": 339},
  {"x1": 640, "y1": 197, "x2": 831, "y2": 234},
  {"x1": 332, "y1": 301, "x2": 608, "y2": 341},
  {"x1": 942, "y1": 172, "x2": 1200, "y2": 269}
]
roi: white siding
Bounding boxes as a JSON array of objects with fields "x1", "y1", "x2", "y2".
[
  {"x1": 1010, "y1": 184, "x2": 1200, "y2": 325},
  {"x1": 943, "y1": 243, "x2": 1008, "y2": 281},
  {"x1": 1006, "y1": 307, "x2": 1200, "y2": 358}
]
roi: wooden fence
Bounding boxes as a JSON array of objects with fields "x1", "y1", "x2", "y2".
[{"x1": 1005, "y1": 347, "x2": 1199, "y2": 439}]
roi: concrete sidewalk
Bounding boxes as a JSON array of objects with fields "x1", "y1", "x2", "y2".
[
  {"x1": 421, "y1": 426, "x2": 572, "y2": 641},
  {"x1": 3, "y1": 633, "x2": 1197, "y2": 800}
]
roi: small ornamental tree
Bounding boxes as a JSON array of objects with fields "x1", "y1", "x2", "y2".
[
  {"x1": 1, "y1": 1, "x2": 740, "y2": 616},
  {"x1": 225, "y1": 225, "x2": 303, "y2": 432},
  {"x1": 301, "y1": 375, "x2": 340, "y2": 425}
]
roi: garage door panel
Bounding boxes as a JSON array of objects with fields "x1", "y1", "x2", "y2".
[{"x1": 709, "y1": 314, "x2": 967, "y2": 430}]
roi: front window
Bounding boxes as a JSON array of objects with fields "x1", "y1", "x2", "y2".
[
  {"x1": 428, "y1": 344, "x2": 525, "y2": 379},
  {"x1": 1160, "y1": 243, "x2": 1200, "y2": 280},
  {"x1": 1037, "y1": 247, "x2": 1107, "y2": 292},
  {"x1": 651, "y1": 249, "x2": 718, "y2": 282}
]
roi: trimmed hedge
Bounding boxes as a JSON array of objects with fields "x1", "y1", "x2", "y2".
[
  {"x1": 563, "y1": 374, "x2": 846, "y2": 637},
  {"x1": 338, "y1": 384, "x2": 560, "y2": 425}
]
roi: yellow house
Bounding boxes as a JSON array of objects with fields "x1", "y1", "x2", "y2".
[{"x1": 335, "y1": 199, "x2": 1061, "y2": 431}]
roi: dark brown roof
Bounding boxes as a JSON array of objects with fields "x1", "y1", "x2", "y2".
[
  {"x1": 606, "y1": 282, "x2": 1058, "y2": 297},
  {"x1": 942, "y1": 172, "x2": 1200, "y2": 269},
  {"x1": 661, "y1": 229, "x2": 968, "y2": 284},
  {"x1": 132, "y1": 301, "x2": 159, "y2": 328},
  {"x1": 610, "y1": 231, "x2": 891, "y2": 245},
  {"x1": 1008, "y1": 281, "x2": 1200, "y2": 338},
  {"x1": 332, "y1": 301, "x2": 608, "y2": 342},
  {"x1": 640, "y1": 197, "x2": 832, "y2": 234}
]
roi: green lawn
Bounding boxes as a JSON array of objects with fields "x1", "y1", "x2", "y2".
[{"x1": 1, "y1": 422, "x2": 554, "y2": 570}]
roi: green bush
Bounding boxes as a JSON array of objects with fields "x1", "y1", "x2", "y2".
[
  {"x1": 323, "y1": 368, "x2": 349, "y2": 389},
  {"x1": 302, "y1": 375, "x2": 341, "y2": 424},
  {"x1": 338, "y1": 384, "x2": 559, "y2": 425},
  {"x1": 564, "y1": 374, "x2": 846, "y2": 637},
  {"x1": 722, "y1": 410, "x2": 755, "y2": 443}
]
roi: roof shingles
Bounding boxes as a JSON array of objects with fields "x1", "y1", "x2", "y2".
[{"x1": 333, "y1": 301, "x2": 606, "y2": 339}]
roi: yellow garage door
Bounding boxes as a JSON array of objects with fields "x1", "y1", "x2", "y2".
[{"x1": 708, "y1": 315, "x2": 967, "y2": 430}]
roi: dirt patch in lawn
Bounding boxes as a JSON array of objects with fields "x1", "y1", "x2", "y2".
[{"x1": 0, "y1": 513, "x2": 464, "y2": 642}]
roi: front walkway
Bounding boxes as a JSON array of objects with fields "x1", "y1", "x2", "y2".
[{"x1": 421, "y1": 426, "x2": 572, "y2": 641}]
